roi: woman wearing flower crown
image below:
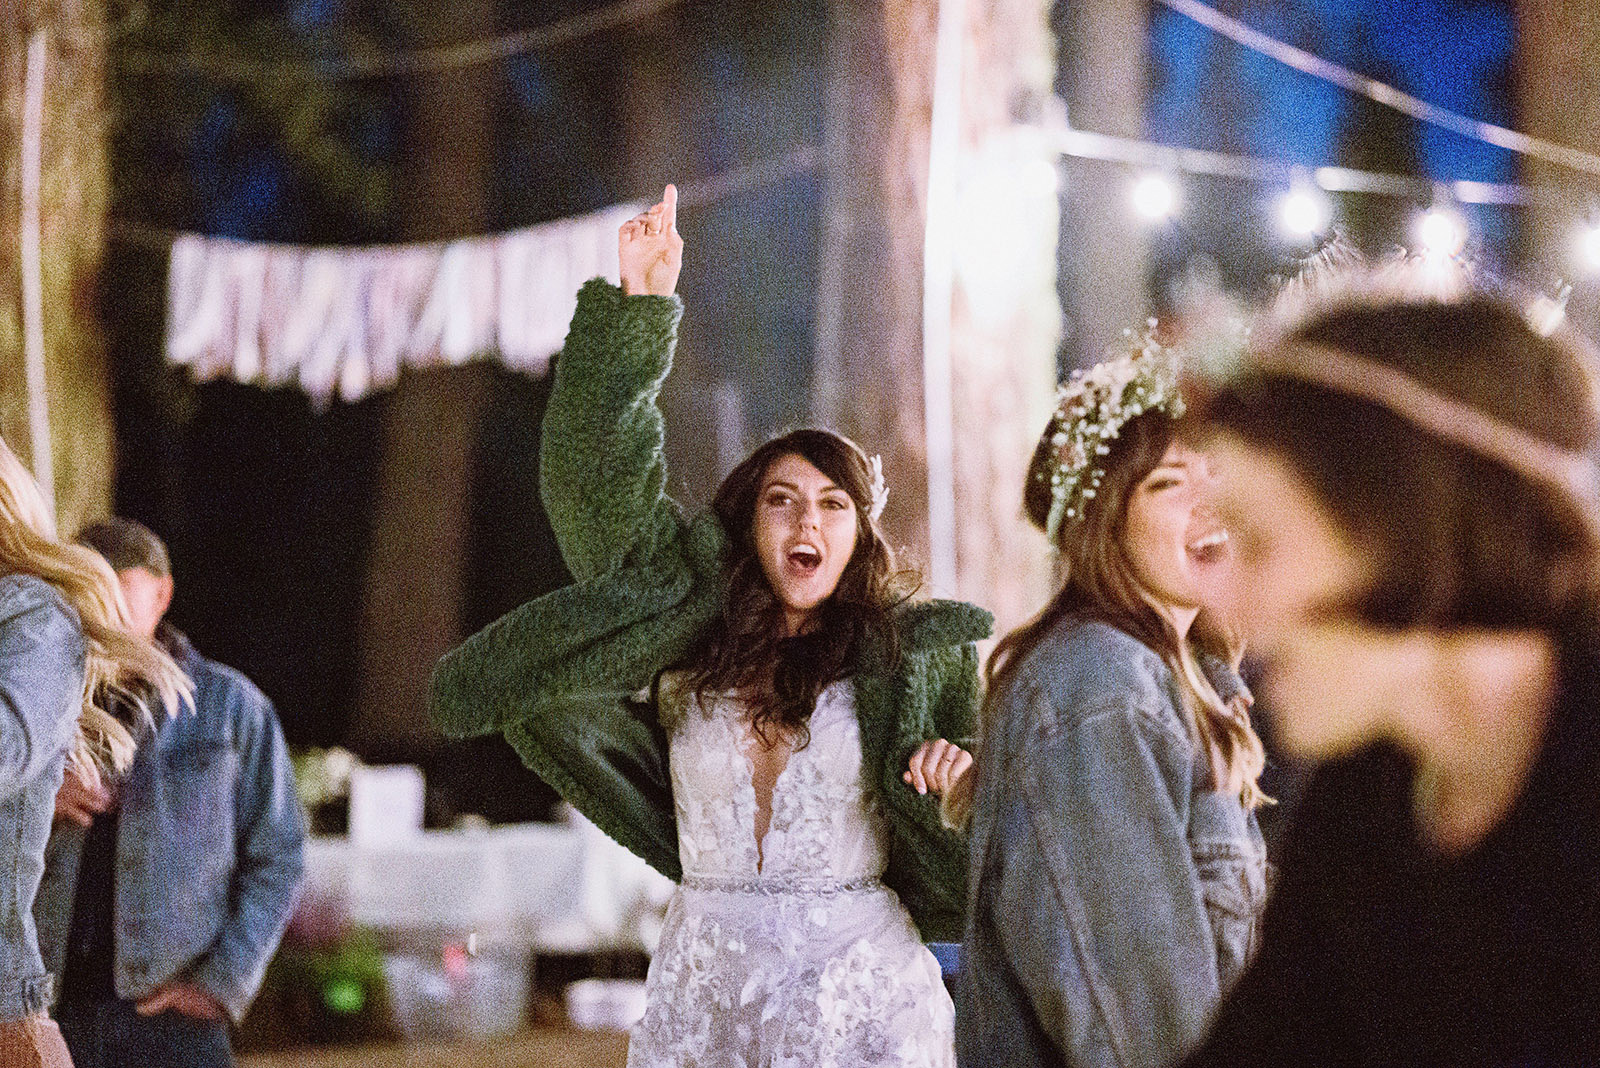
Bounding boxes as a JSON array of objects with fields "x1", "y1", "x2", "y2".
[
  {"x1": 1179, "y1": 288, "x2": 1600, "y2": 1065},
  {"x1": 431, "y1": 186, "x2": 989, "y2": 1067},
  {"x1": 947, "y1": 336, "x2": 1269, "y2": 1068}
]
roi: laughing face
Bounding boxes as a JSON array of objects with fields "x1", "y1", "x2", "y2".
[
  {"x1": 1121, "y1": 441, "x2": 1232, "y2": 614},
  {"x1": 1204, "y1": 432, "x2": 1380, "y2": 759},
  {"x1": 752, "y1": 452, "x2": 861, "y2": 635}
]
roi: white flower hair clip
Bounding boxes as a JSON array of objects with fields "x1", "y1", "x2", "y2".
[{"x1": 867, "y1": 454, "x2": 889, "y2": 523}]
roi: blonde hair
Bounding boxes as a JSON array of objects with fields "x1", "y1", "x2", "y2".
[
  {"x1": 0, "y1": 437, "x2": 191, "y2": 774},
  {"x1": 944, "y1": 410, "x2": 1267, "y2": 826}
]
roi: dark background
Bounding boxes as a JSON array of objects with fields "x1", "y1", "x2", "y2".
[{"x1": 100, "y1": 0, "x2": 1517, "y2": 822}]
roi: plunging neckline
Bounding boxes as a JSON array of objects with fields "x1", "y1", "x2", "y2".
[{"x1": 736, "y1": 719, "x2": 799, "y2": 874}]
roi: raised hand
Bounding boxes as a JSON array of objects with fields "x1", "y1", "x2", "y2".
[
  {"x1": 619, "y1": 184, "x2": 684, "y2": 297},
  {"x1": 903, "y1": 738, "x2": 974, "y2": 797}
]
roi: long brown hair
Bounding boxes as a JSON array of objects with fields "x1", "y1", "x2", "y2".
[
  {"x1": 685, "y1": 429, "x2": 915, "y2": 746},
  {"x1": 946, "y1": 410, "x2": 1266, "y2": 824},
  {"x1": 0, "y1": 438, "x2": 191, "y2": 774},
  {"x1": 1201, "y1": 295, "x2": 1600, "y2": 630}
]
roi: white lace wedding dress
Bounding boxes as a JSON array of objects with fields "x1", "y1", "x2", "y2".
[{"x1": 627, "y1": 678, "x2": 955, "y2": 1068}]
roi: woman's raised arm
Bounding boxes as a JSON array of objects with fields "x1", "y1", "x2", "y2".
[{"x1": 540, "y1": 187, "x2": 691, "y2": 582}]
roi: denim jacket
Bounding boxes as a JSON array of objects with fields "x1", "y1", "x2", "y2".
[
  {"x1": 959, "y1": 619, "x2": 1267, "y2": 1068},
  {"x1": 34, "y1": 628, "x2": 305, "y2": 1023},
  {"x1": 0, "y1": 574, "x2": 85, "y2": 1023}
]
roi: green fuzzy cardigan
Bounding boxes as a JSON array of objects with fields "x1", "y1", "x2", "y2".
[{"x1": 430, "y1": 278, "x2": 992, "y2": 941}]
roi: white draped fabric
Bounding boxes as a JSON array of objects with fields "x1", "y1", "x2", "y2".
[{"x1": 165, "y1": 202, "x2": 643, "y2": 405}]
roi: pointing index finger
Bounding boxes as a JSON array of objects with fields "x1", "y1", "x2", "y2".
[{"x1": 663, "y1": 184, "x2": 678, "y2": 232}]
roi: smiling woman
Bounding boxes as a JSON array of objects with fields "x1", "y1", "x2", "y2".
[
  {"x1": 430, "y1": 187, "x2": 990, "y2": 1068},
  {"x1": 689, "y1": 430, "x2": 903, "y2": 752},
  {"x1": 954, "y1": 337, "x2": 1269, "y2": 1068},
  {"x1": 1180, "y1": 289, "x2": 1600, "y2": 1067},
  {"x1": 753, "y1": 453, "x2": 859, "y2": 632}
]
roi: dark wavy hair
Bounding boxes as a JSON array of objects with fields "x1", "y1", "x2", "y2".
[{"x1": 684, "y1": 429, "x2": 916, "y2": 747}]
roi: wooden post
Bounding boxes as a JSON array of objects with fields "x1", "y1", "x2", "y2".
[
  {"x1": 1057, "y1": 0, "x2": 1152, "y2": 370},
  {"x1": 818, "y1": 0, "x2": 1057, "y2": 631},
  {"x1": 815, "y1": 0, "x2": 936, "y2": 574},
  {"x1": 0, "y1": 1, "x2": 116, "y2": 534},
  {"x1": 348, "y1": 3, "x2": 495, "y2": 757}
]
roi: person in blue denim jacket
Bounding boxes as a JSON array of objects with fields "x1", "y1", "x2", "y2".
[
  {"x1": 0, "y1": 442, "x2": 189, "y2": 1067},
  {"x1": 35, "y1": 518, "x2": 305, "y2": 1068},
  {"x1": 948, "y1": 341, "x2": 1270, "y2": 1068}
]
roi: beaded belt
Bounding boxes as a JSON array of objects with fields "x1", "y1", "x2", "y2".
[{"x1": 681, "y1": 874, "x2": 884, "y2": 897}]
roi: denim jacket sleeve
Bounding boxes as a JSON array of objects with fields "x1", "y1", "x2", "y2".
[
  {"x1": 187, "y1": 679, "x2": 306, "y2": 1022},
  {"x1": 996, "y1": 686, "x2": 1219, "y2": 1068},
  {"x1": 0, "y1": 576, "x2": 82, "y2": 801}
]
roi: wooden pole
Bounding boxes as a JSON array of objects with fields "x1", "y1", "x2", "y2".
[
  {"x1": 818, "y1": 0, "x2": 1057, "y2": 631},
  {"x1": 1057, "y1": 0, "x2": 1152, "y2": 369},
  {"x1": 21, "y1": 30, "x2": 54, "y2": 523}
]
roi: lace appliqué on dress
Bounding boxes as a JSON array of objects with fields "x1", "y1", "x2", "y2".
[{"x1": 627, "y1": 681, "x2": 954, "y2": 1068}]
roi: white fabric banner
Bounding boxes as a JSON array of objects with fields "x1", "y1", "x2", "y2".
[{"x1": 165, "y1": 201, "x2": 643, "y2": 405}]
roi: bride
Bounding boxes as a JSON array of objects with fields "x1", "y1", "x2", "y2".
[{"x1": 431, "y1": 186, "x2": 988, "y2": 1067}]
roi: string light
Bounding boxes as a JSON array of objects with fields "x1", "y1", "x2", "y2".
[
  {"x1": 1277, "y1": 188, "x2": 1329, "y2": 238},
  {"x1": 1577, "y1": 224, "x2": 1600, "y2": 274},
  {"x1": 1130, "y1": 174, "x2": 1179, "y2": 222},
  {"x1": 1416, "y1": 207, "x2": 1467, "y2": 258}
]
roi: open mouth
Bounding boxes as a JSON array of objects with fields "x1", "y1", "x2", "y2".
[
  {"x1": 1186, "y1": 529, "x2": 1230, "y2": 566},
  {"x1": 785, "y1": 544, "x2": 823, "y2": 577}
]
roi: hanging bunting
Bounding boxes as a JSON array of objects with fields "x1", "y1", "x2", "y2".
[{"x1": 165, "y1": 201, "x2": 642, "y2": 405}]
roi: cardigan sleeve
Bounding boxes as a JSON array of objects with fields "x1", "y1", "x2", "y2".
[
  {"x1": 431, "y1": 279, "x2": 716, "y2": 879},
  {"x1": 873, "y1": 636, "x2": 987, "y2": 943},
  {"x1": 930, "y1": 641, "x2": 982, "y2": 749},
  {"x1": 540, "y1": 278, "x2": 690, "y2": 583}
]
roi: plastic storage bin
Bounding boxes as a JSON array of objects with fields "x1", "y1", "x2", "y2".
[
  {"x1": 384, "y1": 948, "x2": 530, "y2": 1039},
  {"x1": 564, "y1": 978, "x2": 648, "y2": 1031}
]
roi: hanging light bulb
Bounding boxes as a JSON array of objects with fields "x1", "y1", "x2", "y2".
[
  {"x1": 1129, "y1": 174, "x2": 1179, "y2": 222},
  {"x1": 1576, "y1": 222, "x2": 1600, "y2": 274},
  {"x1": 1415, "y1": 207, "x2": 1467, "y2": 258},
  {"x1": 1277, "y1": 188, "x2": 1329, "y2": 239}
]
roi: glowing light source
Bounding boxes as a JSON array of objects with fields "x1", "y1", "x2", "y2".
[
  {"x1": 952, "y1": 136, "x2": 1060, "y2": 327},
  {"x1": 1577, "y1": 223, "x2": 1600, "y2": 274},
  {"x1": 1129, "y1": 174, "x2": 1178, "y2": 222},
  {"x1": 1277, "y1": 188, "x2": 1329, "y2": 238},
  {"x1": 1526, "y1": 293, "x2": 1568, "y2": 336},
  {"x1": 1415, "y1": 207, "x2": 1467, "y2": 258}
]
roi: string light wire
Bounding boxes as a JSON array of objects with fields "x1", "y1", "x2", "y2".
[
  {"x1": 1156, "y1": 0, "x2": 1600, "y2": 180},
  {"x1": 118, "y1": 0, "x2": 687, "y2": 82},
  {"x1": 1050, "y1": 124, "x2": 1538, "y2": 205},
  {"x1": 110, "y1": 144, "x2": 820, "y2": 249}
]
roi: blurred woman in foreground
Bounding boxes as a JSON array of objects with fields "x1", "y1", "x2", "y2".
[
  {"x1": 0, "y1": 440, "x2": 187, "y2": 1067},
  {"x1": 1183, "y1": 288, "x2": 1600, "y2": 1066}
]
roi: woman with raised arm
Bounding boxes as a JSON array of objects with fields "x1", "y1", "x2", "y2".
[
  {"x1": 0, "y1": 440, "x2": 189, "y2": 1067},
  {"x1": 432, "y1": 187, "x2": 988, "y2": 1067},
  {"x1": 949, "y1": 337, "x2": 1269, "y2": 1068},
  {"x1": 1181, "y1": 289, "x2": 1600, "y2": 1065}
]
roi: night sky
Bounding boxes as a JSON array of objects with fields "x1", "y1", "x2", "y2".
[{"x1": 1146, "y1": 0, "x2": 1518, "y2": 277}]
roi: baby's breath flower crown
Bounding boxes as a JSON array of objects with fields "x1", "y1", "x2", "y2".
[{"x1": 1040, "y1": 323, "x2": 1185, "y2": 544}]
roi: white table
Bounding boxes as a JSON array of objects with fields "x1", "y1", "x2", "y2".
[{"x1": 303, "y1": 816, "x2": 672, "y2": 954}]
